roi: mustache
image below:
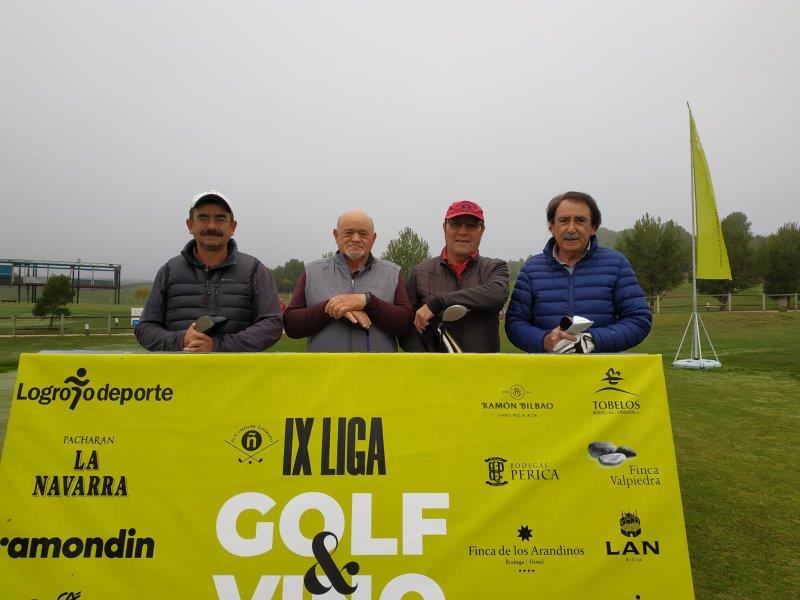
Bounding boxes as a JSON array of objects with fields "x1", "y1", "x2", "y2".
[
  {"x1": 201, "y1": 229, "x2": 223, "y2": 237},
  {"x1": 562, "y1": 233, "x2": 581, "y2": 240}
]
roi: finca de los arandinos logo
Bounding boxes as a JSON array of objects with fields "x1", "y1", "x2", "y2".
[{"x1": 16, "y1": 368, "x2": 174, "y2": 410}]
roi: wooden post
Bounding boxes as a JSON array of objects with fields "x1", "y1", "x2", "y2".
[
  {"x1": 727, "y1": 293, "x2": 732, "y2": 311},
  {"x1": 762, "y1": 294, "x2": 766, "y2": 312},
  {"x1": 60, "y1": 314, "x2": 65, "y2": 336},
  {"x1": 656, "y1": 295, "x2": 660, "y2": 314}
]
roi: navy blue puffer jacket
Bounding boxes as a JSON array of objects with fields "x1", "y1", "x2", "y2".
[{"x1": 505, "y1": 236, "x2": 651, "y2": 353}]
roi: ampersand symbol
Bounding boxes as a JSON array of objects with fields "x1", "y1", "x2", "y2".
[{"x1": 303, "y1": 531, "x2": 360, "y2": 595}]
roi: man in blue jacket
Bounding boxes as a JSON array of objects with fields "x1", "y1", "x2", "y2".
[{"x1": 505, "y1": 191, "x2": 651, "y2": 353}]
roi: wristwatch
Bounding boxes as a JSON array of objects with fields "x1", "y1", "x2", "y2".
[{"x1": 363, "y1": 291, "x2": 373, "y2": 307}]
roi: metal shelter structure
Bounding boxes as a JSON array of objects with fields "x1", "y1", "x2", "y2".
[{"x1": 0, "y1": 258, "x2": 122, "y2": 304}]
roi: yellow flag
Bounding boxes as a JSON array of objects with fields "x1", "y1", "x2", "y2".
[{"x1": 690, "y1": 108, "x2": 732, "y2": 279}]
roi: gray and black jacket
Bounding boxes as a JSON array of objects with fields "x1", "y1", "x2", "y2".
[
  {"x1": 400, "y1": 255, "x2": 509, "y2": 353},
  {"x1": 135, "y1": 239, "x2": 283, "y2": 352}
]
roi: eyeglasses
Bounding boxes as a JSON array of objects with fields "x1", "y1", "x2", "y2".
[
  {"x1": 446, "y1": 219, "x2": 482, "y2": 231},
  {"x1": 194, "y1": 214, "x2": 231, "y2": 225}
]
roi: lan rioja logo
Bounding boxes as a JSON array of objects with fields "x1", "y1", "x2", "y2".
[
  {"x1": 619, "y1": 511, "x2": 642, "y2": 537},
  {"x1": 606, "y1": 511, "x2": 661, "y2": 557},
  {"x1": 484, "y1": 456, "x2": 508, "y2": 486}
]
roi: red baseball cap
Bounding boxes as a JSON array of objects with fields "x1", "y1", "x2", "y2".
[{"x1": 445, "y1": 200, "x2": 484, "y2": 221}]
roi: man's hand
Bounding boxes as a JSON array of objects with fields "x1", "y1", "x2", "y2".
[
  {"x1": 543, "y1": 326, "x2": 577, "y2": 352},
  {"x1": 326, "y1": 293, "x2": 368, "y2": 319},
  {"x1": 183, "y1": 323, "x2": 213, "y2": 353},
  {"x1": 343, "y1": 310, "x2": 371, "y2": 330},
  {"x1": 414, "y1": 304, "x2": 435, "y2": 333},
  {"x1": 554, "y1": 332, "x2": 595, "y2": 354}
]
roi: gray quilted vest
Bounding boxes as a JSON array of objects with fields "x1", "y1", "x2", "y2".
[{"x1": 304, "y1": 254, "x2": 400, "y2": 352}]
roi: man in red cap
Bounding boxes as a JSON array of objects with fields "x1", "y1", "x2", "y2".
[{"x1": 400, "y1": 200, "x2": 509, "y2": 353}]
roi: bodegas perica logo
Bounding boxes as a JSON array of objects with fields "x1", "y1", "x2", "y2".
[
  {"x1": 484, "y1": 456, "x2": 560, "y2": 486},
  {"x1": 15, "y1": 367, "x2": 174, "y2": 411}
]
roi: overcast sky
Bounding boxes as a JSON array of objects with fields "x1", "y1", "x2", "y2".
[{"x1": 2, "y1": 1, "x2": 798, "y2": 279}]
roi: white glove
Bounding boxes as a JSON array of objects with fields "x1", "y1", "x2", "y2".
[{"x1": 554, "y1": 332, "x2": 595, "y2": 354}]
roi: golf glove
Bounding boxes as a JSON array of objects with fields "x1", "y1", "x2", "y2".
[{"x1": 554, "y1": 333, "x2": 595, "y2": 354}]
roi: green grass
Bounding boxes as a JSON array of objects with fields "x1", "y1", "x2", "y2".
[{"x1": 0, "y1": 314, "x2": 798, "y2": 599}]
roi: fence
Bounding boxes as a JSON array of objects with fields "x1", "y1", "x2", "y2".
[
  {"x1": 1, "y1": 314, "x2": 135, "y2": 337},
  {"x1": 646, "y1": 292, "x2": 799, "y2": 314},
  {"x1": 1, "y1": 293, "x2": 798, "y2": 337}
]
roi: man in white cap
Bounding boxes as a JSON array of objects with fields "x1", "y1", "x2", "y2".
[{"x1": 135, "y1": 191, "x2": 283, "y2": 352}]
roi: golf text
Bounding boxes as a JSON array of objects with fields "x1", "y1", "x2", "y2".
[{"x1": 214, "y1": 492, "x2": 449, "y2": 599}]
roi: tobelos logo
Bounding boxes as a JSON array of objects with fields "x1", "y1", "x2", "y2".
[
  {"x1": 595, "y1": 368, "x2": 638, "y2": 396},
  {"x1": 484, "y1": 456, "x2": 508, "y2": 486},
  {"x1": 16, "y1": 368, "x2": 174, "y2": 411}
]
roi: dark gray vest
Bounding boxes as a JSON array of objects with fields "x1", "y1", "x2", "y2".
[
  {"x1": 304, "y1": 254, "x2": 400, "y2": 352},
  {"x1": 164, "y1": 240, "x2": 258, "y2": 334}
]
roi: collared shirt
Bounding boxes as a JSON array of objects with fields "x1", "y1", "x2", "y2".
[
  {"x1": 553, "y1": 244, "x2": 590, "y2": 273},
  {"x1": 441, "y1": 247, "x2": 478, "y2": 279}
]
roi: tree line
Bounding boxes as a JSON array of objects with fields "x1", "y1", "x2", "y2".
[
  {"x1": 614, "y1": 213, "x2": 799, "y2": 300},
  {"x1": 29, "y1": 215, "x2": 799, "y2": 326}
]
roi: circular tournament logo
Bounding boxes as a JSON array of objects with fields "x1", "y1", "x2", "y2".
[
  {"x1": 241, "y1": 429, "x2": 263, "y2": 452},
  {"x1": 226, "y1": 425, "x2": 276, "y2": 465}
]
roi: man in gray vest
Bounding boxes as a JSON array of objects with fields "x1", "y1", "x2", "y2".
[
  {"x1": 283, "y1": 210, "x2": 414, "y2": 352},
  {"x1": 135, "y1": 191, "x2": 283, "y2": 352}
]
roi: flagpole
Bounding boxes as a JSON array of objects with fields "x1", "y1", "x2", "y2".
[
  {"x1": 674, "y1": 103, "x2": 722, "y2": 369},
  {"x1": 688, "y1": 103, "x2": 701, "y2": 360}
]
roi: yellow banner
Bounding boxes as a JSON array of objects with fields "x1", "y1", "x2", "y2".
[
  {"x1": 0, "y1": 353, "x2": 694, "y2": 599},
  {"x1": 690, "y1": 108, "x2": 732, "y2": 280}
]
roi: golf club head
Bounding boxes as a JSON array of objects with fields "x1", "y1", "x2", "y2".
[
  {"x1": 559, "y1": 315, "x2": 593, "y2": 335},
  {"x1": 442, "y1": 304, "x2": 469, "y2": 323},
  {"x1": 195, "y1": 315, "x2": 229, "y2": 334}
]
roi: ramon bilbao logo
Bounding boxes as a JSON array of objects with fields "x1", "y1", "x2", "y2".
[{"x1": 15, "y1": 368, "x2": 174, "y2": 410}]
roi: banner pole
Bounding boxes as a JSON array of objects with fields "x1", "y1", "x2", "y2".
[{"x1": 688, "y1": 104, "x2": 701, "y2": 359}]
